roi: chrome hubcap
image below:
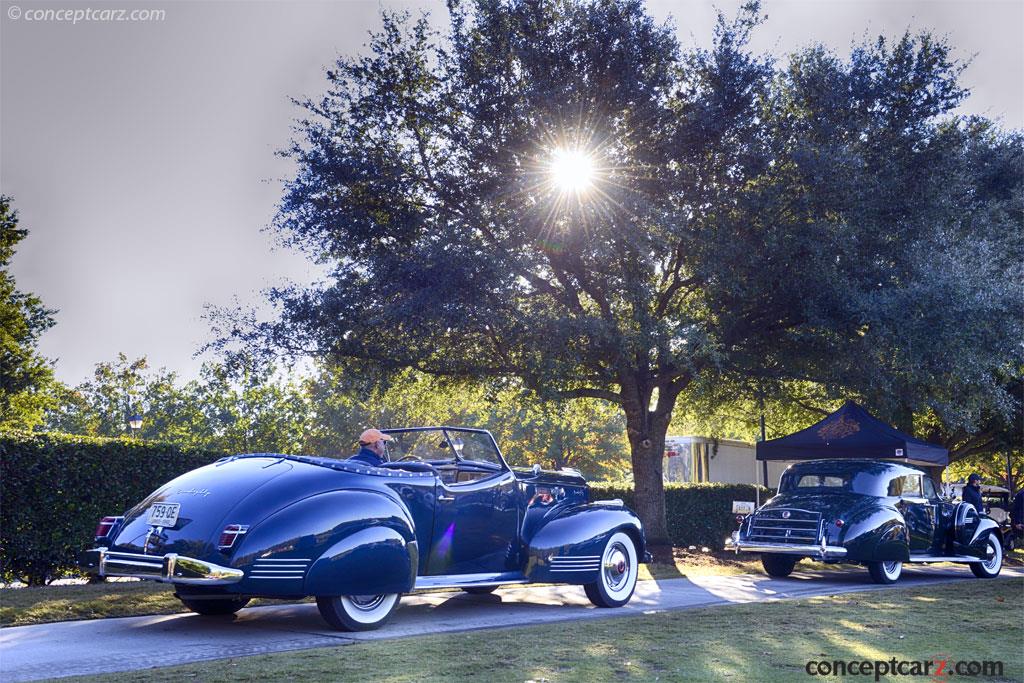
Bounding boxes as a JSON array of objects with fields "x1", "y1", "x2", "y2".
[
  {"x1": 604, "y1": 544, "x2": 630, "y2": 590},
  {"x1": 348, "y1": 594, "x2": 387, "y2": 611},
  {"x1": 983, "y1": 541, "x2": 1001, "y2": 570}
]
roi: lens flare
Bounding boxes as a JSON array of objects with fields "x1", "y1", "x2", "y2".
[{"x1": 548, "y1": 148, "x2": 596, "y2": 194}]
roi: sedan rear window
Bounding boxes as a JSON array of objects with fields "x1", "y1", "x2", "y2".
[{"x1": 795, "y1": 475, "x2": 847, "y2": 488}]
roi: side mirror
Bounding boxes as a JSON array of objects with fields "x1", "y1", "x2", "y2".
[{"x1": 532, "y1": 464, "x2": 541, "y2": 476}]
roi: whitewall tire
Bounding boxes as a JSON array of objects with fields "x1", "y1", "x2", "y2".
[
  {"x1": 584, "y1": 531, "x2": 639, "y2": 608},
  {"x1": 316, "y1": 593, "x2": 400, "y2": 631},
  {"x1": 867, "y1": 559, "x2": 903, "y2": 584},
  {"x1": 970, "y1": 535, "x2": 1003, "y2": 578}
]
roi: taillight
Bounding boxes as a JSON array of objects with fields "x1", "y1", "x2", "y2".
[
  {"x1": 218, "y1": 524, "x2": 249, "y2": 550},
  {"x1": 95, "y1": 516, "x2": 120, "y2": 538},
  {"x1": 835, "y1": 519, "x2": 845, "y2": 527}
]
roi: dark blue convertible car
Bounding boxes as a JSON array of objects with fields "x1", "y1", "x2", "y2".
[{"x1": 82, "y1": 427, "x2": 649, "y2": 630}]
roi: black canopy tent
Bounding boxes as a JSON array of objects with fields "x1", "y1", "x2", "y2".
[{"x1": 756, "y1": 401, "x2": 949, "y2": 485}]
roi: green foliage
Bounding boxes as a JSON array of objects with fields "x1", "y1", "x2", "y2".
[
  {"x1": 0, "y1": 431, "x2": 224, "y2": 585},
  {"x1": 590, "y1": 481, "x2": 770, "y2": 548},
  {"x1": 0, "y1": 196, "x2": 57, "y2": 431},
  {"x1": 213, "y1": 0, "x2": 1022, "y2": 543}
]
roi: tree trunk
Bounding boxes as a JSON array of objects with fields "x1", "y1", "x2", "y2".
[{"x1": 624, "y1": 405, "x2": 672, "y2": 546}]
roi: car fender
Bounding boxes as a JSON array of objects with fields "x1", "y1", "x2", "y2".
[
  {"x1": 840, "y1": 504, "x2": 909, "y2": 562},
  {"x1": 523, "y1": 501, "x2": 646, "y2": 583},
  {"x1": 232, "y1": 489, "x2": 418, "y2": 596},
  {"x1": 963, "y1": 518, "x2": 1001, "y2": 557}
]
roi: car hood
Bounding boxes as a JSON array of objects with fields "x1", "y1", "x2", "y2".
[{"x1": 112, "y1": 456, "x2": 298, "y2": 556}]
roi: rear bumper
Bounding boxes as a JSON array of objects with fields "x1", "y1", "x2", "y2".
[
  {"x1": 80, "y1": 548, "x2": 244, "y2": 585},
  {"x1": 725, "y1": 534, "x2": 848, "y2": 559}
]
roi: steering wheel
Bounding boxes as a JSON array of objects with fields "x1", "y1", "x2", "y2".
[{"x1": 399, "y1": 454, "x2": 424, "y2": 462}]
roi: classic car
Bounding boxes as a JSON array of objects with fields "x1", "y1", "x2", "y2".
[
  {"x1": 726, "y1": 459, "x2": 1004, "y2": 584},
  {"x1": 81, "y1": 427, "x2": 650, "y2": 631},
  {"x1": 946, "y1": 483, "x2": 1015, "y2": 550}
]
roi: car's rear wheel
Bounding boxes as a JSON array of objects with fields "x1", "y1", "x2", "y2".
[
  {"x1": 867, "y1": 560, "x2": 903, "y2": 584},
  {"x1": 970, "y1": 534, "x2": 1003, "y2": 578},
  {"x1": 179, "y1": 597, "x2": 250, "y2": 616},
  {"x1": 462, "y1": 586, "x2": 498, "y2": 595},
  {"x1": 760, "y1": 553, "x2": 798, "y2": 578},
  {"x1": 316, "y1": 593, "x2": 400, "y2": 631},
  {"x1": 584, "y1": 531, "x2": 638, "y2": 608}
]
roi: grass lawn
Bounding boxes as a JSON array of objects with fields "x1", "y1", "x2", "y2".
[{"x1": 54, "y1": 577, "x2": 1022, "y2": 683}]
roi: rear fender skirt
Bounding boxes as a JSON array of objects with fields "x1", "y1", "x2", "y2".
[
  {"x1": 842, "y1": 512, "x2": 909, "y2": 563},
  {"x1": 524, "y1": 503, "x2": 645, "y2": 583},
  {"x1": 305, "y1": 527, "x2": 417, "y2": 596},
  {"x1": 231, "y1": 490, "x2": 416, "y2": 596}
]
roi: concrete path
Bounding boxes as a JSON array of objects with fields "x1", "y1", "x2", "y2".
[{"x1": 2, "y1": 565, "x2": 1020, "y2": 682}]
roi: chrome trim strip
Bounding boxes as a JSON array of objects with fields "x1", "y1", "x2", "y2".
[
  {"x1": 906, "y1": 555, "x2": 984, "y2": 564},
  {"x1": 413, "y1": 572, "x2": 529, "y2": 590},
  {"x1": 254, "y1": 558, "x2": 311, "y2": 563}
]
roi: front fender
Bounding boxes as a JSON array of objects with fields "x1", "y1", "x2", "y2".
[
  {"x1": 232, "y1": 489, "x2": 417, "y2": 596},
  {"x1": 524, "y1": 502, "x2": 646, "y2": 584}
]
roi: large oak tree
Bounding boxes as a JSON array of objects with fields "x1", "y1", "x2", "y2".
[{"x1": 228, "y1": 0, "x2": 1022, "y2": 543}]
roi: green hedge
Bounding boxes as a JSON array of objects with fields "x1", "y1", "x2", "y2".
[
  {"x1": 590, "y1": 481, "x2": 773, "y2": 548},
  {"x1": 0, "y1": 432, "x2": 769, "y2": 583},
  {"x1": 0, "y1": 432, "x2": 225, "y2": 585}
]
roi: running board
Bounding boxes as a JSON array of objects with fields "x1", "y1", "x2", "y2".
[
  {"x1": 906, "y1": 555, "x2": 984, "y2": 563},
  {"x1": 414, "y1": 572, "x2": 530, "y2": 591}
]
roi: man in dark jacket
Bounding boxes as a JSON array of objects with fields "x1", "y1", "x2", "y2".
[
  {"x1": 348, "y1": 428, "x2": 393, "y2": 467},
  {"x1": 962, "y1": 473, "x2": 986, "y2": 515}
]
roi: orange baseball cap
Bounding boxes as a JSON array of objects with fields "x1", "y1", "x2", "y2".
[{"x1": 359, "y1": 428, "x2": 393, "y2": 444}]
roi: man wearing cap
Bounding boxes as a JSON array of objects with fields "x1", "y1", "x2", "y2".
[
  {"x1": 348, "y1": 428, "x2": 393, "y2": 467},
  {"x1": 962, "y1": 473, "x2": 986, "y2": 515}
]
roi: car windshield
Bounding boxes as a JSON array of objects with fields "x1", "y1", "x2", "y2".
[{"x1": 383, "y1": 428, "x2": 505, "y2": 470}]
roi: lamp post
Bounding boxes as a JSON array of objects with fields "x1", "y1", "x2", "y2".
[{"x1": 127, "y1": 414, "x2": 143, "y2": 434}]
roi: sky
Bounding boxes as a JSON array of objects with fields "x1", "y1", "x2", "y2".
[{"x1": 2, "y1": 0, "x2": 1022, "y2": 386}]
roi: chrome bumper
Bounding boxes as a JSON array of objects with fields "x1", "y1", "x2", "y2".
[
  {"x1": 725, "y1": 534, "x2": 848, "y2": 559},
  {"x1": 80, "y1": 548, "x2": 244, "y2": 585}
]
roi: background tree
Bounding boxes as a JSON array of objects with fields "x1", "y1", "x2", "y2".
[
  {"x1": 217, "y1": 0, "x2": 1023, "y2": 543},
  {"x1": 0, "y1": 196, "x2": 57, "y2": 431}
]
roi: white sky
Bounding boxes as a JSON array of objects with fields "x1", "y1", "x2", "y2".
[{"x1": 2, "y1": 0, "x2": 1021, "y2": 385}]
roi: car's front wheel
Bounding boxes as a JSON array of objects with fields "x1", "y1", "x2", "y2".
[
  {"x1": 761, "y1": 553, "x2": 798, "y2": 578},
  {"x1": 867, "y1": 560, "x2": 903, "y2": 584},
  {"x1": 970, "y1": 534, "x2": 1003, "y2": 578},
  {"x1": 584, "y1": 531, "x2": 639, "y2": 608},
  {"x1": 179, "y1": 597, "x2": 250, "y2": 616},
  {"x1": 316, "y1": 593, "x2": 400, "y2": 631}
]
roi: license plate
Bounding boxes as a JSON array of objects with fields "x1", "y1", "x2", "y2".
[{"x1": 147, "y1": 502, "x2": 180, "y2": 527}]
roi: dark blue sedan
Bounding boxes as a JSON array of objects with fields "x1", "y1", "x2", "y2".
[{"x1": 82, "y1": 427, "x2": 649, "y2": 630}]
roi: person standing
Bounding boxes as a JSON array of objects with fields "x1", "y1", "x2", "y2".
[
  {"x1": 1010, "y1": 487, "x2": 1024, "y2": 546},
  {"x1": 348, "y1": 428, "x2": 393, "y2": 467},
  {"x1": 962, "y1": 473, "x2": 986, "y2": 515}
]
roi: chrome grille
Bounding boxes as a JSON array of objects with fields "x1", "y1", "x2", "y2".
[
  {"x1": 748, "y1": 508, "x2": 822, "y2": 545},
  {"x1": 248, "y1": 558, "x2": 310, "y2": 580},
  {"x1": 549, "y1": 555, "x2": 601, "y2": 573}
]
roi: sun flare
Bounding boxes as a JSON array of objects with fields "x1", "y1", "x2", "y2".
[{"x1": 548, "y1": 148, "x2": 597, "y2": 194}]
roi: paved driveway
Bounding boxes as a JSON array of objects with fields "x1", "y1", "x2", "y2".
[{"x1": 2, "y1": 566, "x2": 1020, "y2": 682}]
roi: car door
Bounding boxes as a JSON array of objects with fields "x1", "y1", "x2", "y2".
[
  {"x1": 892, "y1": 474, "x2": 935, "y2": 552},
  {"x1": 424, "y1": 431, "x2": 519, "y2": 576}
]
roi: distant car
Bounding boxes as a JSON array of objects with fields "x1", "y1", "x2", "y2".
[
  {"x1": 81, "y1": 427, "x2": 650, "y2": 630},
  {"x1": 726, "y1": 459, "x2": 1003, "y2": 584},
  {"x1": 946, "y1": 483, "x2": 1015, "y2": 550}
]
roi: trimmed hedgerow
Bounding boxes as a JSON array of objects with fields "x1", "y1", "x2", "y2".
[
  {"x1": 0, "y1": 431, "x2": 225, "y2": 585},
  {"x1": 589, "y1": 481, "x2": 773, "y2": 548}
]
